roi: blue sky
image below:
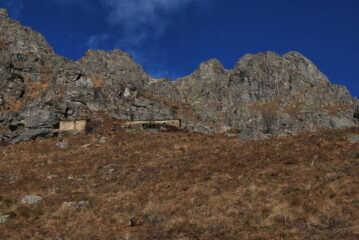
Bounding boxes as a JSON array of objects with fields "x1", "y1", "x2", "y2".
[{"x1": 1, "y1": 0, "x2": 358, "y2": 97}]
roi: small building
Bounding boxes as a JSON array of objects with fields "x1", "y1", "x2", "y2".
[
  {"x1": 59, "y1": 120, "x2": 87, "y2": 135},
  {"x1": 122, "y1": 120, "x2": 181, "y2": 129}
]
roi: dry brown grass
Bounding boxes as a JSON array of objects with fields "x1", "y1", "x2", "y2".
[
  {"x1": 0, "y1": 126, "x2": 5, "y2": 135},
  {"x1": 250, "y1": 98, "x2": 282, "y2": 115},
  {"x1": 26, "y1": 83, "x2": 49, "y2": 100},
  {"x1": 40, "y1": 66, "x2": 53, "y2": 74},
  {"x1": 91, "y1": 76, "x2": 103, "y2": 88},
  {"x1": 0, "y1": 98, "x2": 24, "y2": 112},
  {"x1": 283, "y1": 101, "x2": 304, "y2": 117},
  {"x1": 0, "y1": 71, "x2": 50, "y2": 113},
  {"x1": 0, "y1": 127, "x2": 358, "y2": 240}
]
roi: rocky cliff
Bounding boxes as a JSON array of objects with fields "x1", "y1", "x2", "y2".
[
  {"x1": 146, "y1": 52, "x2": 359, "y2": 138},
  {"x1": 0, "y1": 8, "x2": 358, "y2": 143}
]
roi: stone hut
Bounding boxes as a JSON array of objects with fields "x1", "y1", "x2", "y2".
[{"x1": 59, "y1": 120, "x2": 87, "y2": 135}]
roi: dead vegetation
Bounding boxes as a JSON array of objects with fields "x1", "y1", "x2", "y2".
[
  {"x1": 0, "y1": 98, "x2": 24, "y2": 113},
  {"x1": 250, "y1": 97, "x2": 282, "y2": 115},
  {"x1": 26, "y1": 82, "x2": 49, "y2": 100},
  {"x1": 91, "y1": 76, "x2": 103, "y2": 88},
  {"x1": 0, "y1": 127, "x2": 358, "y2": 240}
]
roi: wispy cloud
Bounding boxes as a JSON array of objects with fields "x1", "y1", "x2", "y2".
[
  {"x1": 47, "y1": 0, "x2": 210, "y2": 78},
  {"x1": 99, "y1": 0, "x2": 207, "y2": 47},
  {"x1": 3, "y1": 0, "x2": 24, "y2": 19},
  {"x1": 86, "y1": 34, "x2": 110, "y2": 49},
  {"x1": 97, "y1": 0, "x2": 210, "y2": 78}
]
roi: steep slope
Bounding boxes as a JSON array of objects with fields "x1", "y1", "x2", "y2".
[
  {"x1": 0, "y1": 8, "x2": 358, "y2": 143},
  {"x1": 0, "y1": 127, "x2": 358, "y2": 239}
]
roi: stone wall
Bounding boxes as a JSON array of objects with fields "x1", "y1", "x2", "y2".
[
  {"x1": 122, "y1": 120, "x2": 181, "y2": 128},
  {"x1": 59, "y1": 120, "x2": 87, "y2": 135}
]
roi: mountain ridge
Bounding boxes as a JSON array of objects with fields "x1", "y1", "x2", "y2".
[{"x1": 0, "y1": 8, "x2": 358, "y2": 143}]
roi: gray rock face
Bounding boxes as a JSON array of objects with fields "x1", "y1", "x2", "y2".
[
  {"x1": 0, "y1": 8, "x2": 358, "y2": 143},
  {"x1": 146, "y1": 51, "x2": 358, "y2": 136},
  {"x1": 330, "y1": 117, "x2": 356, "y2": 129}
]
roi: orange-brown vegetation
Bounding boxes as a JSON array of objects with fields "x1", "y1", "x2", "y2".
[
  {"x1": 40, "y1": 66, "x2": 53, "y2": 74},
  {"x1": 91, "y1": 76, "x2": 104, "y2": 88},
  {"x1": 250, "y1": 98, "x2": 282, "y2": 115},
  {"x1": 283, "y1": 101, "x2": 304, "y2": 117},
  {"x1": 0, "y1": 126, "x2": 5, "y2": 135},
  {"x1": 26, "y1": 82, "x2": 49, "y2": 100},
  {"x1": 0, "y1": 43, "x2": 9, "y2": 49},
  {"x1": 0, "y1": 127, "x2": 358, "y2": 240},
  {"x1": 0, "y1": 98, "x2": 24, "y2": 113}
]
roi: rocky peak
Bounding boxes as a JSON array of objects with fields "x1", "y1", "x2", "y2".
[
  {"x1": 0, "y1": 8, "x2": 8, "y2": 18},
  {"x1": 77, "y1": 49, "x2": 148, "y2": 86},
  {"x1": 234, "y1": 51, "x2": 283, "y2": 71},
  {"x1": 195, "y1": 58, "x2": 226, "y2": 77},
  {"x1": 253, "y1": 51, "x2": 282, "y2": 62},
  {"x1": 233, "y1": 53, "x2": 255, "y2": 71},
  {"x1": 231, "y1": 51, "x2": 330, "y2": 91},
  {"x1": 173, "y1": 58, "x2": 229, "y2": 105},
  {"x1": 283, "y1": 51, "x2": 329, "y2": 84},
  {"x1": 176, "y1": 58, "x2": 226, "y2": 92},
  {"x1": 0, "y1": 9, "x2": 54, "y2": 56},
  {"x1": 82, "y1": 49, "x2": 131, "y2": 60}
]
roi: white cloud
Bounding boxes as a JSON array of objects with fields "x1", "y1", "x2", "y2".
[
  {"x1": 101, "y1": 0, "x2": 193, "y2": 26},
  {"x1": 50, "y1": 0, "x2": 210, "y2": 78},
  {"x1": 86, "y1": 34, "x2": 110, "y2": 49},
  {"x1": 99, "y1": 0, "x2": 206, "y2": 46}
]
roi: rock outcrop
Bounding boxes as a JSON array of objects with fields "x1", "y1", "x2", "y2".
[
  {"x1": 0, "y1": 8, "x2": 358, "y2": 143},
  {"x1": 0, "y1": 9, "x2": 176, "y2": 143},
  {"x1": 146, "y1": 51, "x2": 358, "y2": 137}
]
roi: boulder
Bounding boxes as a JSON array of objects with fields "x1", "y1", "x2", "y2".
[
  {"x1": 98, "y1": 137, "x2": 107, "y2": 144},
  {"x1": 62, "y1": 200, "x2": 89, "y2": 208},
  {"x1": 12, "y1": 128, "x2": 51, "y2": 143},
  {"x1": 20, "y1": 195, "x2": 43, "y2": 204},
  {"x1": 55, "y1": 141, "x2": 70, "y2": 149},
  {"x1": 330, "y1": 117, "x2": 355, "y2": 129}
]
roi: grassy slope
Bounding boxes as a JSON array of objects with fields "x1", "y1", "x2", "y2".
[{"x1": 0, "y1": 127, "x2": 358, "y2": 240}]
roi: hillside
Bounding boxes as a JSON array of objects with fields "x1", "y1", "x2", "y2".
[
  {"x1": 0, "y1": 127, "x2": 358, "y2": 239},
  {"x1": 1, "y1": 7, "x2": 359, "y2": 240}
]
